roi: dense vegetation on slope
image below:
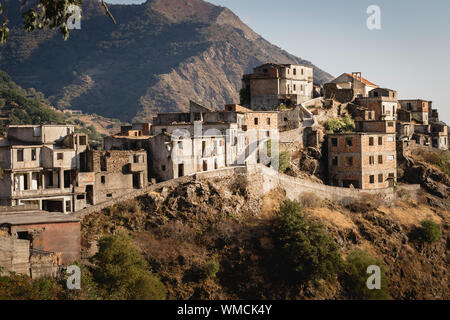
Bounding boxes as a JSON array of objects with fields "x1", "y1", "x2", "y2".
[
  {"x1": 0, "y1": 69, "x2": 120, "y2": 148},
  {"x1": 0, "y1": 0, "x2": 333, "y2": 122},
  {"x1": 0, "y1": 70, "x2": 65, "y2": 134}
]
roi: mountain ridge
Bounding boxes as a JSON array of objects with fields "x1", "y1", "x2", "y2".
[{"x1": 0, "y1": 0, "x2": 333, "y2": 121}]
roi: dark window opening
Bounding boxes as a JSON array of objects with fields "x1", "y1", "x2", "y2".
[
  {"x1": 64, "y1": 170, "x2": 71, "y2": 188},
  {"x1": 31, "y1": 149, "x2": 37, "y2": 161},
  {"x1": 346, "y1": 157, "x2": 353, "y2": 166},
  {"x1": 369, "y1": 137, "x2": 374, "y2": 146},
  {"x1": 79, "y1": 136, "x2": 87, "y2": 145},
  {"x1": 178, "y1": 163, "x2": 184, "y2": 178},
  {"x1": 17, "y1": 149, "x2": 24, "y2": 162},
  {"x1": 101, "y1": 176, "x2": 106, "y2": 184},
  {"x1": 370, "y1": 175, "x2": 375, "y2": 184},
  {"x1": 332, "y1": 138, "x2": 338, "y2": 147},
  {"x1": 57, "y1": 153, "x2": 63, "y2": 160},
  {"x1": 332, "y1": 157, "x2": 338, "y2": 166},
  {"x1": 346, "y1": 138, "x2": 353, "y2": 147}
]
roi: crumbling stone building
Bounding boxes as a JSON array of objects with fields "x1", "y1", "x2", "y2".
[
  {"x1": 0, "y1": 125, "x2": 89, "y2": 213},
  {"x1": 84, "y1": 149, "x2": 148, "y2": 204},
  {"x1": 324, "y1": 72, "x2": 378, "y2": 103},
  {"x1": 0, "y1": 210, "x2": 80, "y2": 278},
  {"x1": 242, "y1": 63, "x2": 314, "y2": 110},
  {"x1": 397, "y1": 99, "x2": 448, "y2": 150},
  {"x1": 0, "y1": 124, "x2": 149, "y2": 213}
]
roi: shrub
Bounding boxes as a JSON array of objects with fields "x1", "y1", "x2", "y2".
[
  {"x1": 200, "y1": 260, "x2": 220, "y2": 279},
  {"x1": 409, "y1": 219, "x2": 441, "y2": 244},
  {"x1": 325, "y1": 115, "x2": 355, "y2": 133},
  {"x1": 298, "y1": 192, "x2": 323, "y2": 208},
  {"x1": 342, "y1": 250, "x2": 390, "y2": 300},
  {"x1": 279, "y1": 151, "x2": 291, "y2": 172},
  {"x1": 93, "y1": 233, "x2": 167, "y2": 300},
  {"x1": 273, "y1": 200, "x2": 343, "y2": 285},
  {"x1": 346, "y1": 194, "x2": 382, "y2": 213},
  {"x1": 0, "y1": 272, "x2": 63, "y2": 300}
]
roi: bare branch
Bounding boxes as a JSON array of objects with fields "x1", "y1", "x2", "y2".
[{"x1": 101, "y1": 0, "x2": 116, "y2": 24}]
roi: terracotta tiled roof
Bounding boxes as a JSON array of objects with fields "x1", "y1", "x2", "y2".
[{"x1": 346, "y1": 73, "x2": 378, "y2": 87}]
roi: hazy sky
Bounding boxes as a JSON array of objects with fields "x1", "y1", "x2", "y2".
[{"x1": 108, "y1": 0, "x2": 450, "y2": 123}]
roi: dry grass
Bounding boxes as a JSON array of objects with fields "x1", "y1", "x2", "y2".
[
  {"x1": 259, "y1": 188, "x2": 285, "y2": 219},
  {"x1": 298, "y1": 192, "x2": 323, "y2": 209},
  {"x1": 308, "y1": 207, "x2": 356, "y2": 230},
  {"x1": 378, "y1": 204, "x2": 442, "y2": 227}
]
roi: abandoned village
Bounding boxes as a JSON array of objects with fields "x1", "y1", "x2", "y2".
[{"x1": 0, "y1": 62, "x2": 448, "y2": 279}]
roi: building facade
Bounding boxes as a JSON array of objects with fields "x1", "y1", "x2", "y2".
[
  {"x1": 328, "y1": 120, "x2": 397, "y2": 190},
  {"x1": 242, "y1": 63, "x2": 314, "y2": 110}
]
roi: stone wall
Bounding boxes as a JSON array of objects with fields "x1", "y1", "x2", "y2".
[
  {"x1": 323, "y1": 83, "x2": 355, "y2": 103},
  {"x1": 78, "y1": 165, "x2": 420, "y2": 219},
  {"x1": 0, "y1": 236, "x2": 30, "y2": 276},
  {"x1": 246, "y1": 164, "x2": 403, "y2": 204}
]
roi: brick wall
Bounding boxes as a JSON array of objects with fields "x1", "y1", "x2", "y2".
[{"x1": 11, "y1": 222, "x2": 80, "y2": 264}]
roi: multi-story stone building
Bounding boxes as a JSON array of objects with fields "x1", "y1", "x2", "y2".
[
  {"x1": 0, "y1": 125, "x2": 88, "y2": 212},
  {"x1": 398, "y1": 99, "x2": 429, "y2": 125},
  {"x1": 327, "y1": 120, "x2": 397, "y2": 189},
  {"x1": 242, "y1": 63, "x2": 314, "y2": 110},
  {"x1": 0, "y1": 124, "x2": 148, "y2": 213},
  {"x1": 355, "y1": 88, "x2": 398, "y2": 121}
]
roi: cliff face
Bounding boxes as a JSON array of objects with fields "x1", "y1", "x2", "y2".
[{"x1": 0, "y1": 0, "x2": 333, "y2": 122}]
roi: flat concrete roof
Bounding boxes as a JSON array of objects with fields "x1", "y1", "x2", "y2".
[{"x1": 0, "y1": 211, "x2": 80, "y2": 226}]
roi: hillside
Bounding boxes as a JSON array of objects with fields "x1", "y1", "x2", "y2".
[
  {"x1": 0, "y1": 70, "x2": 121, "y2": 147},
  {"x1": 79, "y1": 170, "x2": 449, "y2": 300},
  {"x1": 0, "y1": 0, "x2": 333, "y2": 122}
]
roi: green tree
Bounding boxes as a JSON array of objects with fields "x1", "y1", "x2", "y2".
[
  {"x1": 278, "y1": 151, "x2": 291, "y2": 172},
  {"x1": 93, "y1": 233, "x2": 167, "y2": 300},
  {"x1": 325, "y1": 115, "x2": 355, "y2": 133},
  {"x1": 342, "y1": 249, "x2": 390, "y2": 300},
  {"x1": 273, "y1": 200, "x2": 343, "y2": 286},
  {"x1": 0, "y1": 0, "x2": 116, "y2": 43},
  {"x1": 409, "y1": 219, "x2": 441, "y2": 245}
]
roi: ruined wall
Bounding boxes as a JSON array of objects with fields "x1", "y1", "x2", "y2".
[
  {"x1": 10, "y1": 222, "x2": 80, "y2": 264},
  {"x1": 323, "y1": 83, "x2": 354, "y2": 103},
  {"x1": 247, "y1": 164, "x2": 399, "y2": 204},
  {"x1": 0, "y1": 236, "x2": 30, "y2": 275}
]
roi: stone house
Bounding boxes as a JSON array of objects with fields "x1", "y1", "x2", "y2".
[
  {"x1": 354, "y1": 88, "x2": 398, "y2": 122},
  {"x1": 0, "y1": 124, "x2": 149, "y2": 213},
  {"x1": 328, "y1": 120, "x2": 397, "y2": 190},
  {"x1": 242, "y1": 63, "x2": 314, "y2": 110},
  {"x1": 398, "y1": 99, "x2": 429, "y2": 125},
  {"x1": 0, "y1": 211, "x2": 80, "y2": 277},
  {"x1": 0, "y1": 125, "x2": 89, "y2": 213},
  {"x1": 84, "y1": 149, "x2": 148, "y2": 204},
  {"x1": 324, "y1": 72, "x2": 378, "y2": 102},
  {"x1": 149, "y1": 131, "x2": 228, "y2": 182}
]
